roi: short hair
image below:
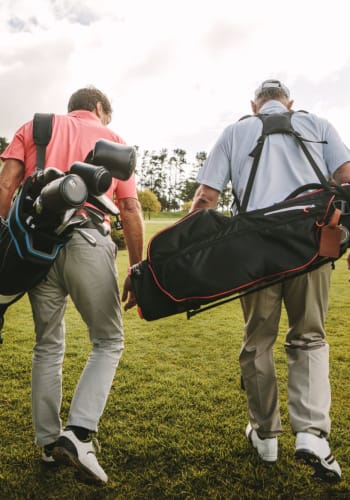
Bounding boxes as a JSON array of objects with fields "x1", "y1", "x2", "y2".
[
  {"x1": 254, "y1": 79, "x2": 290, "y2": 105},
  {"x1": 256, "y1": 87, "x2": 289, "y2": 102},
  {"x1": 67, "y1": 86, "x2": 112, "y2": 116}
]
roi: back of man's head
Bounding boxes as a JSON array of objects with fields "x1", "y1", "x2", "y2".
[
  {"x1": 68, "y1": 86, "x2": 112, "y2": 117},
  {"x1": 254, "y1": 79, "x2": 290, "y2": 106}
]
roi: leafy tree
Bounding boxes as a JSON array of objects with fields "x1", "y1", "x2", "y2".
[
  {"x1": 181, "y1": 200, "x2": 192, "y2": 212},
  {"x1": 138, "y1": 149, "x2": 169, "y2": 210},
  {"x1": 218, "y1": 184, "x2": 233, "y2": 213},
  {"x1": 194, "y1": 151, "x2": 207, "y2": 170},
  {"x1": 138, "y1": 189, "x2": 161, "y2": 219},
  {"x1": 0, "y1": 137, "x2": 9, "y2": 156},
  {"x1": 110, "y1": 215, "x2": 126, "y2": 249},
  {"x1": 135, "y1": 148, "x2": 212, "y2": 213},
  {"x1": 166, "y1": 148, "x2": 187, "y2": 211},
  {"x1": 137, "y1": 150, "x2": 150, "y2": 192},
  {"x1": 179, "y1": 179, "x2": 199, "y2": 203},
  {"x1": 178, "y1": 151, "x2": 207, "y2": 204}
]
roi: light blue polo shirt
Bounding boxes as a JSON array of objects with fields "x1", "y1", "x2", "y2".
[{"x1": 197, "y1": 101, "x2": 350, "y2": 212}]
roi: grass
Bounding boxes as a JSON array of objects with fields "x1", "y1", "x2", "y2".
[{"x1": 1, "y1": 219, "x2": 350, "y2": 499}]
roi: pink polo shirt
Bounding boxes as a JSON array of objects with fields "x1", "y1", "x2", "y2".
[{"x1": 0, "y1": 110, "x2": 137, "y2": 202}]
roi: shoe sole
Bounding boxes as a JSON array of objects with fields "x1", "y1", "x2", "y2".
[
  {"x1": 295, "y1": 450, "x2": 341, "y2": 483},
  {"x1": 52, "y1": 446, "x2": 106, "y2": 485}
]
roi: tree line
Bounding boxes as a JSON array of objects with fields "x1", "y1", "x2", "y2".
[{"x1": 0, "y1": 137, "x2": 233, "y2": 213}]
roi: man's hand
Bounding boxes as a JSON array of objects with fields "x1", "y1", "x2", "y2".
[
  {"x1": 122, "y1": 275, "x2": 137, "y2": 311},
  {"x1": 190, "y1": 184, "x2": 220, "y2": 212}
]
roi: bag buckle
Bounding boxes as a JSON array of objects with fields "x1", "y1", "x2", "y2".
[{"x1": 333, "y1": 199, "x2": 350, "y2": 214}]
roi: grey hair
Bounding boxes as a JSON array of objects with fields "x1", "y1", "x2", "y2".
[{"x1": 254, "y1": 88, "x2": 290, "y2": 106}]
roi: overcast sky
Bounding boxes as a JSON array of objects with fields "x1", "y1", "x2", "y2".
[{"x1": 1, "y1": 0, "x2": 350, "y2": 161}]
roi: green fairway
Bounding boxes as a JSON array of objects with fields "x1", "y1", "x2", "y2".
[{"x1": 1, "y1": 219, "x2": 350, "y2": 499}]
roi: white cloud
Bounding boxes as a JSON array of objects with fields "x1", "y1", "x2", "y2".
[{"x1": 1, "y1": 0, "x2": 350, "y2": 160}]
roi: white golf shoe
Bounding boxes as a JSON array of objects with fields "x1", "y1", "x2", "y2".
[
  {"x1": 52, "y1": 429, "x2": 108, "y2": 484},
  {"x1": 246, "y1": 422, "x2": 278, "y2": 463},
  {"x1": 295, "y1": 432, "x2": 341, "y2": 483}
]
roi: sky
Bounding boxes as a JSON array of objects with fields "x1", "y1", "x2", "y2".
[{"x1": 1, "y1": 0, "x2": 350, "y2": 163}]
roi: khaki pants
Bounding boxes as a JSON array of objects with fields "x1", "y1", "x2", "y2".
[
  {"x1": 239, "y1": 264, "x2": 332, "y2": 438},
  {"x1": 29, "y1": 229, "x2": 124, "y2": 446}
]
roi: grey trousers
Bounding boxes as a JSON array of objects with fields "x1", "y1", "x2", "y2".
[
  {"x1": 239, "y1": 264, "x2": 332, "y2": 438},
  {"x1": 29, "y1": 229, "x2": 124, "y2": 446}
]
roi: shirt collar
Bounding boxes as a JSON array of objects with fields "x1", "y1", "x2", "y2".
[
  {"x1": 68, "y1": 110, "x2": 101, "y2": 122},
  {"x1": 259, "y1": 100, "x2": 289, "y2": 114}
]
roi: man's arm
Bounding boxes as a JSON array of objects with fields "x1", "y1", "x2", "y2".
[
  {"x1": 190, "y1": 184, "x2": 220, "y2": 211},
  {"x1": 333, "y1": 161, "x2": 350, "y2": 185},
  {"x1": 330, "y1": 160, "x2": 350, "y2": 274},
  {"x1": 0, "y1": 159, "x2": 24, "y2": 217},
  {"x1": 333, "y1": 161, "x2": 350, "y2": 272},
  {"x1": 118, "y1": 197, "x2": 144, "y2": 311}
]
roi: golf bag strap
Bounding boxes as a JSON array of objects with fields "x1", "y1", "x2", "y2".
[
  {"x1": 33, "y1": 113, "x2": 54, "y2": 171},
  {"x1": 240, "y1": 110, "x2": 329, "y2": 212},
  {"x1": 328, "y1": 208, "x2": 341, "y2": 227}
]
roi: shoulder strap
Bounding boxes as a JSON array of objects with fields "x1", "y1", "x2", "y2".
[
  {"x1": 33, "y1": 113, "x2": 54, "y2": 171},
  {"x1": 240, "y1": 110, "x2": 329, "y2": 212}
]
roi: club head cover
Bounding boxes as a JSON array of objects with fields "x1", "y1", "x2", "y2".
[{"x1": 85, "y1": 139, "x2": 136, "y2": 180}]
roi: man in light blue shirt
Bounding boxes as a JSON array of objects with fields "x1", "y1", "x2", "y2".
[{"x1": 191, "y1": 79, "x2": 350, "y2": 482}]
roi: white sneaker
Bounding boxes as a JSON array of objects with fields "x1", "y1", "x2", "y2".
[
  {"x1": 52, "y1": 430, "x2": 108, "y2": 484},
  {"x1": 295, "y1": 432, "x2": 341, "y2": 482},
  {"x1": 245, "y1": 423, "x2": 278, "y2": 462}
]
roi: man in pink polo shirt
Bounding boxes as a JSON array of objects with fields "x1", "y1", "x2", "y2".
[{"x1": 0, "y1": 86, "x2": 144, "y2": 485}]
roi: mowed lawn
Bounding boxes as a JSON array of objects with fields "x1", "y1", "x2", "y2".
[{"x1": 0, "y1": 218, "x2": 350, "y2": 499}]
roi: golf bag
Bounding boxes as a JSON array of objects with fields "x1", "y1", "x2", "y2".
[
  {"x1": 130, "y1": 111, "x2": 350, "y2": 320},
  {"x1": 130, "y1": 183, "x2": 350, "y2": 321},
  {"x1": 0, "y1": 113, "x2": 136, "y2": 340}
]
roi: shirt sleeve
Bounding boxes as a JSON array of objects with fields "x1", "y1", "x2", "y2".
[
  {"x1": 196, "y1": 125, "x2": 233, "y2": 191},
  {"x1": 322, "y1": 119, "x2": 350, "y2": 175},
  {"x1": 113, "y1": 173, "x2": 138, "y2": 200},
  {"x1": 0, "y1": 123, "x2": 28, "y2": 162}
]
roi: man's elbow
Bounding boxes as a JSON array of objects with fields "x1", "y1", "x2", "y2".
[
  {"x1": 119, "y1": 197, "x2": 142, "y2": 213},
  {"x1": 118, "y1": 198, "x2": 144, "y2": 224},
  {"x1": 333, "y1": 162, "x2": 350, "y2": 185}
]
